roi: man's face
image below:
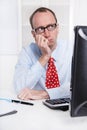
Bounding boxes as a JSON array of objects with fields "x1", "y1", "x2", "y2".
[{"x1": 32, "y1": 11, "x2": 59, "y2": 48}]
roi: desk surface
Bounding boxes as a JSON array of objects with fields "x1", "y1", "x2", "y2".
[{"x1": 0, "y1": 90, "x2": 87, "y2": 130}]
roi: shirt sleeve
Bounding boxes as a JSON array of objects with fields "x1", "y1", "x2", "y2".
[
  {"x1": 46, "y1": 82, "x2": 70, "y2": 99},
  {"x1": 14, "y1": 47, "x2": 45, "y2": 93}
]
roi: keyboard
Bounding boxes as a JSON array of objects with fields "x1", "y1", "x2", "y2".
[{"x1": 43, "y1": 98, "x2": 70, "y2": 111}]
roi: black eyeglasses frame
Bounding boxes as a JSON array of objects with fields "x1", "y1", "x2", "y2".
[{"x1": 32, "y1": 23, "x2": 58, "y2": 34}]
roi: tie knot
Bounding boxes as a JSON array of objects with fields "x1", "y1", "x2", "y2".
[{"x1": 49, "y1": 57, "x2": 54, "y2": 63}]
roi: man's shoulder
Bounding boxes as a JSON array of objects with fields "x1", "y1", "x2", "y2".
[
  {"x1": 55, "y1": 39, "x2": 69, "y2": 52},
  {"x1": 24, "y1": 42, "x2": 39, "y2": 51},
  {"x1": 25, "y1": 42, "x2": 37, "y2": 48},
  {"x1": 57, "y1": 39, "x2": 69, "y2": 47},
  {"x1": 55, "y1": 39, "x2": 73, "y2": 58},
  {"x1": 22, "y1": 42, "x2": 40, "y2": 55}
]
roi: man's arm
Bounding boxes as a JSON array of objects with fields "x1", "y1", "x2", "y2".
[
  {"x1": 35, "y1": 35, "x2": 52, "y2": 66},
  {"x1": 17, "y1": 88, "x2": 50, "y2": 100}
]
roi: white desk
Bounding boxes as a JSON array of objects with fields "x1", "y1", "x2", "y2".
[{"x1": 0, "y1": 90, "x2": 87, "y2": 130}]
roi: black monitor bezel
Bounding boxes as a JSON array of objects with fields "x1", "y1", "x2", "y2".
[{"x1": 70, "y1": 26, "x2": 87, "y2": 117}]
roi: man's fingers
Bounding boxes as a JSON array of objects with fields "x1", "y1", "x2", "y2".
[{"x1": 17, "y1": 88, "x2": 31, "y2": 100}]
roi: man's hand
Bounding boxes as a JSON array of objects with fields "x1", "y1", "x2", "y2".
[
  {"x1": 35, "y1": 35, "x2": 53, "y2": 66},
  {"x1": 35, "y1": 35, "x2": 52, "y2": 57},
  {"x1": 17, "y1": 88, "x2": 50, "y2": 100}
]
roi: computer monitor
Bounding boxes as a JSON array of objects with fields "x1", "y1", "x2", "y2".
[{"x1": 70, "y1": 26, "x2": 87, "y2": 117}]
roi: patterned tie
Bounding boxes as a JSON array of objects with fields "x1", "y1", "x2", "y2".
[{"x1": 45, "y1": 57, "x2": 60, "y2": 89}]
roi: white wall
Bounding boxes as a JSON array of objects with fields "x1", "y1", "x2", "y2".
[
  {"x1": 0, "y1": 0, "x2": 87, "y2": 92},
  {"x1": 0, "y1": 55, "x2": 18, "y2": 91},
  {"x1": 0, "y1": 0, "x2": 21, "y2": 91},
  {"x1": 73, "y1": 0, "x2": 87, "y2": 26}
]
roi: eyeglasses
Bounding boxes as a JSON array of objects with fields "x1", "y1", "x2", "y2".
[{"x1": 32, "y1": 23, "x2": 57, "y2": 34}]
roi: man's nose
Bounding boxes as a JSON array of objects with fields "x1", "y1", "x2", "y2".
[{"x1": 44, "y1": 28, "x2": 50, "y2": 38}]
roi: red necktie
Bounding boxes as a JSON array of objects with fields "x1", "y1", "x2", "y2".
[{"x1": 45, "y1": 57, "x2": 60, "y2": 89}]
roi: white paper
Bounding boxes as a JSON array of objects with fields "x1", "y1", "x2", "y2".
[{"x1": 0, "y1": 100, "x2": 16, "y2": 115}]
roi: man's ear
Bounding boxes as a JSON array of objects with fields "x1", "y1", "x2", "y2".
[
  {"x1": 55, "y1": 24, "x2": 59, "y2": 37},
  {"x1": 31, "y1": 30, "x2": 36, "y2": 38},
  {"x1": 57, "y1": 24, "x2": 59, "y2": 34}
]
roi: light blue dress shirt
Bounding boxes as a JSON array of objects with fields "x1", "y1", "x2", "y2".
[{"x1": 14, "y1": 39, "x2": 73, "y2": 99}]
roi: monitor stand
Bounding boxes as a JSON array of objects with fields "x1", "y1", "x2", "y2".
[{"x1": 74, "y1": 101, "x2": 87, "y2": 116}]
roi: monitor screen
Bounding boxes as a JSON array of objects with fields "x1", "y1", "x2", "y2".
[{"x1": 70, "y1": 26, "x2": 87, "y2": 117}]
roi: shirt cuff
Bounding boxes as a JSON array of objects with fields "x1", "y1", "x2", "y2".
[{"x1": 46, "y1": 82, "x2": 70, "y2": 99}]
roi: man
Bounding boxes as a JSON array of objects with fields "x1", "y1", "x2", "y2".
[{"x1": 14, "y1": 7, "x2": 72, "y2": 100}]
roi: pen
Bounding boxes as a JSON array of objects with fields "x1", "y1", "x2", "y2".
[
  {"x1": 0, "y1": 110, "x2": 17, "y2": 117},
  {"x1": 11, "y1": 99, "x2": 34, "y2": 106},
  {"x1": 0, "y1": 98, "x2": 34, "y2": 106}
]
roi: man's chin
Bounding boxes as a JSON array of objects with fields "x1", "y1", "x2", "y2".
[
  {"x1": 48, "y1": 42, "x2": 54, "y2": 46},
  {"x1": 48, "y1": 42, "x2": 57, "y2": 50}
]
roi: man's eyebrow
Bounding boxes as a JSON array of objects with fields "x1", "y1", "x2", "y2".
[{"x1": 35, "y1": 23, "x2": 56, "y2": 29}]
